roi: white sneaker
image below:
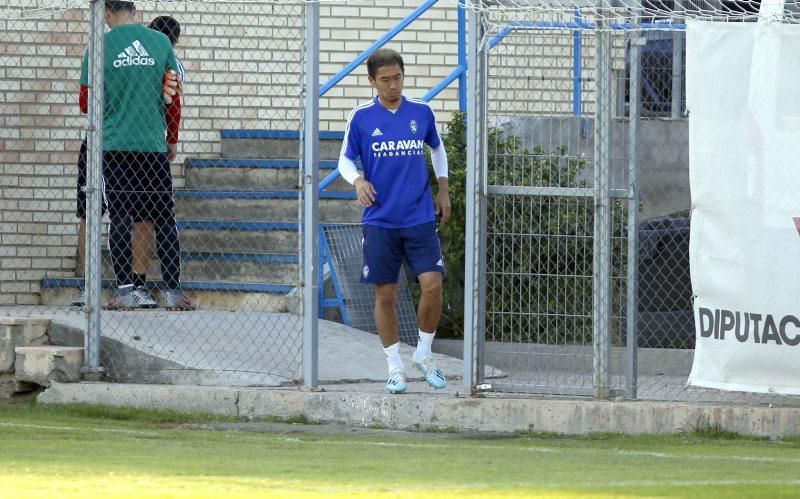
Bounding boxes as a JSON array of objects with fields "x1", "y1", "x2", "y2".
[
  {"x1": 412, "y1": 354, "x2": 447, "y2": 389},
  {"x1": 386, "y1": 368, "x2": 407, "y2": 394},
  {"x1": 133, "y1": 286, "x2": 157, "y2": 309},
  {"x1": 70, "y1": 288, "x2": 86, "y2": 307}
]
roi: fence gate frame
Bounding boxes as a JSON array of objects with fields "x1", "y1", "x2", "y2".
[{"x1": 464, "y1": 5, "x2": 638, "y2": 399}]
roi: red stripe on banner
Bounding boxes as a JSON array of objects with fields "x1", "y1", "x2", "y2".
[{"x1": 793, "y1": 217, "x2": 800, "y2": 236}]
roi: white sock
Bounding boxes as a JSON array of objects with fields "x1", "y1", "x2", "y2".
[
  {"x1": 415, "y1": 329, "x2": 435, "y2": 359},
  {"x1": 383, "y1": 342, "x2": 404, "y2": 372}
]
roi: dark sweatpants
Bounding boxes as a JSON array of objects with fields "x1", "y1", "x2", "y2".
[{"x1": 103, "y1": 150, "x2": 181, "y2": 289}]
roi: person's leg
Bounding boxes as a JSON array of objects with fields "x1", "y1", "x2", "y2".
[
  {"x1": 147, "y1": 152, "x2": 193, "y2": 309},
  {"x1": 362, "y1": 224, "x2": 406, "y2": 392},
  {"x1": 104, "y1": 151, "x2": 135, "y2": 309},
  {"x1": 403, "y1": 222, "x2": 447, "y2": 388},
  {"x1": 375, "y1": 283, "x2": 400, "y2": 348},
  {"x1": 76, "y1": 219, "x2": 86, "y2": 277},
  {"x1": 416, "y1": 271, "x2": 443, "y2": 334},
  {"x1": 71, "y1": 139, "x2": 89, "y2": 306},
  {"x1": 131, "y1": 220, "x2": 154, "y2": 286}
]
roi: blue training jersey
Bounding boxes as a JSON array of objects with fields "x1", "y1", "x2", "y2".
[{"x1": 342, "y1": 96, "x2": 442, "y2": 228}]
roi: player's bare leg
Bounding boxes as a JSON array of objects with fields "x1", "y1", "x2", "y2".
[
  {"x1": 416, "y1": 271, "x2": 443, "y2": 333},
  {"x1": 374, "y1": 283, "x2": 400, "y2": 347},
  {"x1": 413, "y1": 271, "x2": 447, "y2": 389},
  {"x1": 76, "y1": 218, "x2": 86, "y2": 276},
  {"x1": 71, "y1": 219, "x2": 87, "y2": 306},
  {"x1": 132, "y1": 221, "x2": 154, "y2": 275},
  {"x1": 375, "y1": 283, "x2": 406, "y2": 393},
  {"x1": 131, "y1": 221, "x2": 157, "y2": 308}
]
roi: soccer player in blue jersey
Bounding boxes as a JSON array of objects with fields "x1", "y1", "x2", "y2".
[{"x1": 338, "y1": 48, "x2": 451, "y2": 394}]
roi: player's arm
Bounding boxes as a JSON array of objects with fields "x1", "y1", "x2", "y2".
[
  {"x1": 162, "y1": 46, "x2": 184, "y2": 105},
  {"x1": 339, "y1": 108, "x2": 376, "y2": 207},
  {"x1": 165, "y1": 95, "x2": 181, "y2": 161},
  {"x1": 163, "y1": 45, "x2": 182, "y2": 161},
  {"x1": 79, "y1": 85, "x2": 88, "y2": 114},
  {"x1": 425, "y1": 109, "x2": 451, "y2": 223},
  {"x1": 79, "y1": 49, "x2": 89, "y2": 114}
]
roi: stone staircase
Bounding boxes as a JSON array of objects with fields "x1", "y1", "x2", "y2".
[{"x1": 41, "y1": 130, "x2": 360, "y2": 311}]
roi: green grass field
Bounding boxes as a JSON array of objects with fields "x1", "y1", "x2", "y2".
[{"x1": 1, "y1": 403, "x2": 799, "y2": 498}]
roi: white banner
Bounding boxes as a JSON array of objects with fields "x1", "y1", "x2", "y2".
[{"x1": 687, "y1": 20, "x2": 800, "y2": 395}]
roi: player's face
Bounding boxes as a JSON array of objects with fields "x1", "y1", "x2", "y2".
[{"x1": 369, "y1": 65, "x2": 404, "y2": 106}]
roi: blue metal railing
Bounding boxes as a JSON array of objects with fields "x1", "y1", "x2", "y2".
[
  {"x1": 315, "y1": 1, "x2": 466, "y2": 319},
  {"x1": 317, "y1": 0, "x2": 466, "y2": 194},
  {"x1": 487, "y1": 15, "x2": 686, "y2": 123}
]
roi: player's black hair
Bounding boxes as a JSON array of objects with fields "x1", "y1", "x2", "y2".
[
  {"x1": 367, "y1": 48, "x2": 404, "y2": 78},
  {"x1": 149, "y1": 15, "x2": 181, "y2": 46},
  {"x1": 104, "y1": 1, "x2": 135, "y2": 14}
]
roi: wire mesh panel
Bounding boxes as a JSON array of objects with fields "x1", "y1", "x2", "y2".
[
  {"x1": 323, "y1": 224, "x2": 419, "y2": 345},
  {"x1": 0, "y1": 2, "x2": 94, "y2": 319},
  {"x1": 478, "y1": 9, "x2": 629, "y2": 396},
  {"x1": 465, "y1": 0, "x2": 800, "y2": 405},
  {"x1": 1, "y1": 0, "x2": 308, "y2": 386}
]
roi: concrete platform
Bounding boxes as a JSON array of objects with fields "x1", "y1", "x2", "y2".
[
  {"x1": 38, "y1": 381, "x2": 800, "y2": 439},
  {"x1": 0, "y1": 306, "x2": 474, "y2": 387}
]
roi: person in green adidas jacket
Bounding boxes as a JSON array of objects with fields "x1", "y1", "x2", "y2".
[{"x1": 80, "y1": 0, "x2": 195, "y2": 310}]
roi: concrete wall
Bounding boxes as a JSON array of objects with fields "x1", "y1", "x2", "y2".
[{"x1": 498, "y1": 116, "x2": 690, "y2": 220}]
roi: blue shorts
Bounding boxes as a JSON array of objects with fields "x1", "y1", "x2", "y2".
[{"x1": 361, "y1": 221, "x2": 445, "y2": 285}]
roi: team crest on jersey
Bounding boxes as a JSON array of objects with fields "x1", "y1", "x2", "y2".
[{"x1": 409, "y1": 120, "x2": 418, "y2": 134}]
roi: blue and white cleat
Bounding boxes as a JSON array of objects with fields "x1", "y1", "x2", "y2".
[
  {"x1": 412, "y1": 354, "x2": 447, "y2": 389},
  {"x1": 386, "y1": 368, "x2": 407, "y2": 394}
]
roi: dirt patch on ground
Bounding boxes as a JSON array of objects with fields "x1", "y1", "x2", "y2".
[{"x1": 178, "y1": 421, "x2": 522, "y2": 440}]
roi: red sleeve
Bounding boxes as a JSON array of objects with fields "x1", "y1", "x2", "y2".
[
  {"x1": 79, "y1": 85, "x2": 88, "y2": 114},
  {"x1": 166, "y1": 94, "x2": 181, "y2": 144}
]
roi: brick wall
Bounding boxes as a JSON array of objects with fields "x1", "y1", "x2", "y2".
[{"x1": 0, "y1": 0, "x2": 617, "y2": 305}]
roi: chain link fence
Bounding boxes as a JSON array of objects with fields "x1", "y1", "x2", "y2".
[
  {"x1": 3, "y1": 0, "x2": 800, "y2": 404},
  {"x1": 464, "y1": 0, "x2": 800, "y2": 405},
  {"x1": 1, "y1": 0, "x2": 309, "y2": 385}
]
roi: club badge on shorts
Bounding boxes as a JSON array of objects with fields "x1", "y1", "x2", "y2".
[{"x1": 362, "y1": 265, "x2": 369, "y2": 278}]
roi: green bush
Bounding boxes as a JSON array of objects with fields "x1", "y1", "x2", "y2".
[{"x1": 429, "y1": 111, "x2": 623, "y2": 343}]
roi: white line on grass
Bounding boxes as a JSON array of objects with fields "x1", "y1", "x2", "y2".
[
  {"x1": 273, "y1": 436, "x2": 800, "y2": 464},
  {"x1": 0, "y1": 422, "x2": 159, "y2": 436}
]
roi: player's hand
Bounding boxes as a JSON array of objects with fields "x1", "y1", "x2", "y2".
[
  {"x1": 354, "y1": 176, "x2": 377, "y2": 208},
  {"x1": 162, "y1": 69, "x2": 183, "y2": 105},
  {"x1": 167, "y1": 142, "x2": 178, "y2": 162},
  {"x1": 435, "y1": 186, "x2": 451, "y2": 224}
]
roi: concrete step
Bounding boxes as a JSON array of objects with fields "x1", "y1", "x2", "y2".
[
  {"x1": 99, "y1": 251, "x2": 298, "y2": 284},
  {"x1": 183, "y1": 159, "x2": 352, "y2": 192},
  {"x1": 40, "y1": 278, "x2": 293, "y2": 312},
  {"x1": 177, "y1": 221, "x2": 299, "y2": 254},
  {"x1": 220, "y1": 130, "x2": 343, "y2": 160},
  {"x1": 174, "y1": 190, "x2": 362, "y2": 223},
  {"x1": 15, "y1": 345, "x2": 83, "y2": 384}
]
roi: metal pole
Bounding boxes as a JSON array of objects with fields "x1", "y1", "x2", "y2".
[
  {"x1": 625, "y1": 24, "x2": 643, "y2": 400},
  {"x1": 572, "y1": 9, "x2": 583, "y2": 117},
  {"x1": 671, "y1": 1, "x2": 684, "y2": 119},
  {"x1": 82, "y1": 0, "x2": 104, "y2": 376},
  {"x1": 457, "y1": 3, "x2": 467, "y2": 112},
  {"x1": 463, "y1": 7, "x2": 486, "y2": 392},
  {"x1": 593, "y1": 18, "x2": 612, "y2": 399},
  {"x1": 302, "y1": 1, "x2": 320, "y2": 388}
]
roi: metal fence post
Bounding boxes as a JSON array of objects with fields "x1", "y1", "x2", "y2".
[
  {"x1": 464, "y1": 7, "x2": 486, "y2": 392},
  {"x1": 593, "y1": 18, "x2": 612, "y2": 399},
  {"x1": 626, "y1": 24, "x2": 642, "y2": 400},
  {"x1": 82, "y1": 0, "x2": 104, "y2": 376},
  {"x1": 671, "y1": 0, "x2": 684, "y2": 119},
  {"x1": 457, "y1": 4, "x2": 467, "y2": 113},
  {"x1": 303, "y1": 0, "x2": 320, "y2": 389}
]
